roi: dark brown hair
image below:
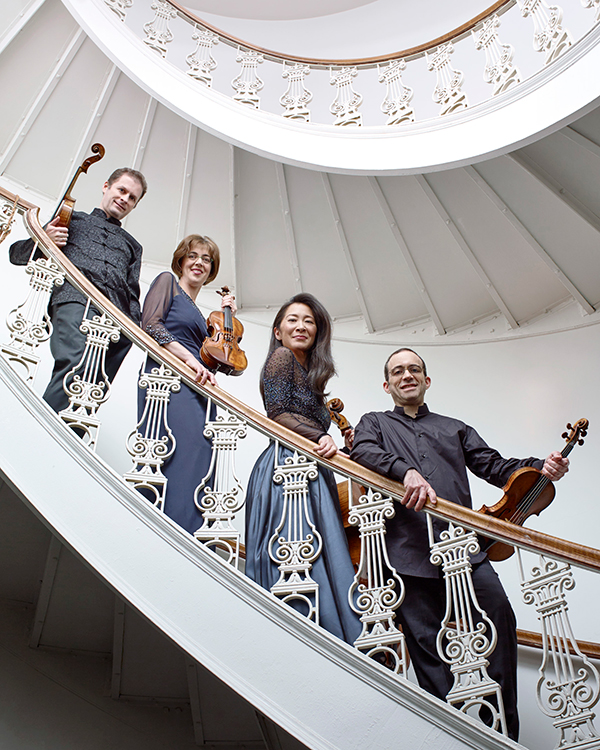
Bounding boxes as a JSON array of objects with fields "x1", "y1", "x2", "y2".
[
  {"x1": 384, "y1": 348, "x2": 427, "y2": 381},
  {"x1": 107, "y1": 168, "x2": 148, "y2": 201},
  {"x1": 260, "y1": 293, "x2": 336, "y2": 403},
  {"x1": 171, "y1": 235, "x2": 220, "y2": 285}
]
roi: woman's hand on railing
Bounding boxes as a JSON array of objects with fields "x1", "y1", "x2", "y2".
[
  {"x1": 165, "y1": 341, "x2": 217, "y2": 385},
  {"x1": 314, "y1": 434, "x2": 338, "y2": 459}
]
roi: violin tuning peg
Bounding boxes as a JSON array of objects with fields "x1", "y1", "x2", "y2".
[
  {"x1": 561, "y1": 431, "x2": 568, "y2": 439},
  {"x1": 566, "y1": 423, "x2": 573, "y2": 431},
  {"x1": 578, "y1": 439, "x2": 585, "y2": 446}
]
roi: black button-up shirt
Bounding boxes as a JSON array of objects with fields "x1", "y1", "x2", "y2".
[
  {"x1": 9, "y1": 208, "x2": 143, "y2": 323},
  {"x1": 351, "y1": 404, "x2": 543, "y2": 577}
]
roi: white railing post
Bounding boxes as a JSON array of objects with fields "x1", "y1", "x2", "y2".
[
  {"x1": 518, "y1": 551, "x2": 600, "y2": 748},
  {"x1": 280, "y1": 63, "x2": 312, "y2": 122},
  {"x1": 427, "y1": 44, "x2": 469, "y2": 116},
  {"x1": 232, "y1": 49, "x2": 264, "y2": 109},
  {"x1": 193, "y1": 405, "x2": 247, "y2": 566},
  {"x1": 186, "y1": 26, "x2": 218, "y2": 86},
  {"x1": 473, "y1": 15, "x2": 521, "y2": 96},
  {"x1": 348, "y1": 487, "x2": 407, "y2": 674},
  {"x1": 103, "y1": 0, "x2": 132, "y2": 22},
  {"x1": 378, "y1": 59, "x2": 415, "y2": 126},
  {"x1": 123, "y1": 363, "x2": 181, "y2": 510},
  {"x1": 58, "y1": 304, "x2": 121, "y2": 450},
  {"x1": 268, "y1": 447, "x2": 322, "y2": 624},
  {"x1": 517, "y1": 0, "x2": 573, "y2": 64},
  {"x1": 428, "y1": 519, "x2": 507, "y2": 735},
  {"x1": 329, "y1": 67, "x2": 363, "y2": 126},
  {"x1": 143, "y1": 0, "x2": 177, "y2": 57}
]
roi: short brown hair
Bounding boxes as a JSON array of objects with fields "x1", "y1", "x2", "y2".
[
  {"x1": 171, "y1": 235, "x2": 220, "y2": 285},
  {"x1": 107, "y1": 168, "x2": 148, "y2": 201}
]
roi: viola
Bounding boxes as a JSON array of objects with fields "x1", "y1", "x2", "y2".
[
  {"x1": 478, "y1": 418, "x2": 588, "y2": 561},
  {"x1": 53, "y1": 143, "x2": 106, "y2": 228},
  {"x1": 199, "y1": 286, "x2": 247, "y2": 376}
]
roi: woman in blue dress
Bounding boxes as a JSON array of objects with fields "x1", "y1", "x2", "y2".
[
  {"x1": 245, "y1": 293, "x2": 360, "y2": 645},
  {"x1": 139, "y1": 235, "x2": 235, "y2": 534}
]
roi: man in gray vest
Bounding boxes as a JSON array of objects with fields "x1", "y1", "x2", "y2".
[{"x1": 9, "y1": 168, "x2": 147, "y2": 411}]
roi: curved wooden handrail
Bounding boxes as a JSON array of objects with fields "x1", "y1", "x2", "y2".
[
  {"x1": 167, "y1": 0, "x2": 515, "y2": 67},
  {"x1": 517, "y1": 628, "x2": 600, "y2": 660},
  {"x1": 5, "y1": 187, "x2": 599, "y2": 576}
]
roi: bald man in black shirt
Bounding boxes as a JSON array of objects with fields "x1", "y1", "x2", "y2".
[{"x1": 351, "y1": 347, "x2": 569, "y2": 740}]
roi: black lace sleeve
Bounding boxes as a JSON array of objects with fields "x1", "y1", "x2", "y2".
[
  {"x1": 263, "y1": 347, "x2": 329, "y2": 443},
  {"x1": 140, "y1": 272, "x2": 178, "y2": 345}
]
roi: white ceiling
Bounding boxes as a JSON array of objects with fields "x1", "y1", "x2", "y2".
[
  {"x1": 183, "y1": 0, "x2": 376, "y2": 21},
  {"x1": 1, "y1": 0, "x2": 600, "y2": 346}
]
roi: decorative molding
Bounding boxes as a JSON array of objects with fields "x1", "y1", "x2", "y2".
[
  {"x1": 103, "y1": 0, "x2": 132, "y2": 22},
  {"x1": 517, "y1": 0, "x2": 573, "y2": 64}
]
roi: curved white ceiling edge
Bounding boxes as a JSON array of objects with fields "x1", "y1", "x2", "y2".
[{"x1": 64, "y1": 0, "x2": 600, "y2": 174}]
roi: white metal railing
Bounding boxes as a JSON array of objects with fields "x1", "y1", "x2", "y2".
[
  {"x1": 1, "y1": 187, "x2": 600, "y2": 749},
  {"x1": 95, "y1": 0, "x2": 600, "y2": 128}
]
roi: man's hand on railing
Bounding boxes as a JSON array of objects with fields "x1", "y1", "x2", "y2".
[
  {"x1": 401, "y1": 469, "x2": 437, "y2": 511},
  {"x1": 542, "y1": 451, "x2": 569, "y2": 481},
  {"x1": 44, "y1": 216, "x2": 69, "y2": 248}
]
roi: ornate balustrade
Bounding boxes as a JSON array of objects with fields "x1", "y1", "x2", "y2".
[
  {"x1": 94, "y1": 0, "x2": 600, "y2": 129},
  {"x1": 1, "y1": 186, "x2": 600, "y2": 749}
]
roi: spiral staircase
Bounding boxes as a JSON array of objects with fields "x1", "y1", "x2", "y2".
[{"x1": 1, "y1": 1, "x2": 600, "y2": 749}]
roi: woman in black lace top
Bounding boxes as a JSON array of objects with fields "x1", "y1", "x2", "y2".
[
  {"x1": 245, "y1": 294, "x2": 360, "y2": 644},
  {"x1": 139, "y1": 235, "x2": 234, "y2": 533}
]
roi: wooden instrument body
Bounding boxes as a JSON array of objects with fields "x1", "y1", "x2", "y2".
[
  {"x1": 200, "y1": 308, "x2": 247, "y2": 376},
  {"x1": 478, "y1": 467, "x2": 555, "y2": 561},
  {"x1": 53, "y1": 143, "x2": 105, "y2": 229}
]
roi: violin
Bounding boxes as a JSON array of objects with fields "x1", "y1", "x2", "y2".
[
  {"x1": 478, "y1": 418, "x2": 588, "y2": 561},
  {"x1": 53, "y1": 143, "x2": 106, "y2": 228},
  {"x1": 199, "y1": 286, "x2": 247, "y2": 376}
]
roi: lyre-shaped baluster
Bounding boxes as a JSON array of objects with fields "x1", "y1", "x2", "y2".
[
  {"x1": 194, "y1": 405, "x2": 247, "y2": 566},
  {"x1": 429, "y1": 520, "x2": 507, "y2": 735},
  {"x1": 518, "y1": 551, "x2": 600, "y2": 748},
  {"x1": 186, "y1": 26, "x2": 218, "y2": 86},
  {"x1": 427, "y1": 44, "x2": 469, "y2": 116},
  {"x1": 268, "y1": 447, "x2": 322, "y2": 623},
  {"x1": 58, "y1": 304, "x2": 121, "y2": 450},
  {"x1": 378, "y1": 60, "x2": 415, "y2": 126},
  {"x1": 517, "y1": 0, "x2": 573, "y2": 64},
  {"x1": 123, "y1": 364, "x2": 181, "y2": 510},
  {"x1": 473, "y1": 16, "x2": 521, "y2": 96},
  {"x1": 348, "y1": 487, "x2": 407, "y2": 673},
  {"x1": 329, "y1": 67, "x2": 363, "y2": 126}
]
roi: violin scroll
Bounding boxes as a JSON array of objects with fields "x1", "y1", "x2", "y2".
[
  {"x1": 562, "y1": 418, "x2": 588, "y2": 446},
  {"x1": 326, "y1": 398, "x2": 352, "y2": 434},
  {"x1": 54, "y1": 143, "x2": 106, "y2": 229}
]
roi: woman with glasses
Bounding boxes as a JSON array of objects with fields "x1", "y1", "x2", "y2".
[{"x1": 138, "y1": 234, "x2": 235, "y2": 533}]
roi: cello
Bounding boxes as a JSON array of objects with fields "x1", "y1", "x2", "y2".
[
  {"x1": 199, "y1": 286, "x2": 247, "y2": 376},
  {"x1": 52, "y1": 143, "x2": 106, "y2": 228},
  {"x1": 478, "y1": 418, "x2": 588, "y2": 561}
]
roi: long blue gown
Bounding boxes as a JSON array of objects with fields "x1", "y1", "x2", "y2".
[
  {"x1": 139, "y1": 272, "x2": 215, "y2": 534},
  {"x1": 245, "y1": 346, "x2": 361, "y2": 645}
]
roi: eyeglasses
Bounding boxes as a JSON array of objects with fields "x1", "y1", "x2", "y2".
[
  {"x1": 187, "y1": 253, "x2": 212, "y2": 266},
  {"x1": 389, "y1": 365, "x2": 424, "y2": 377}
]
